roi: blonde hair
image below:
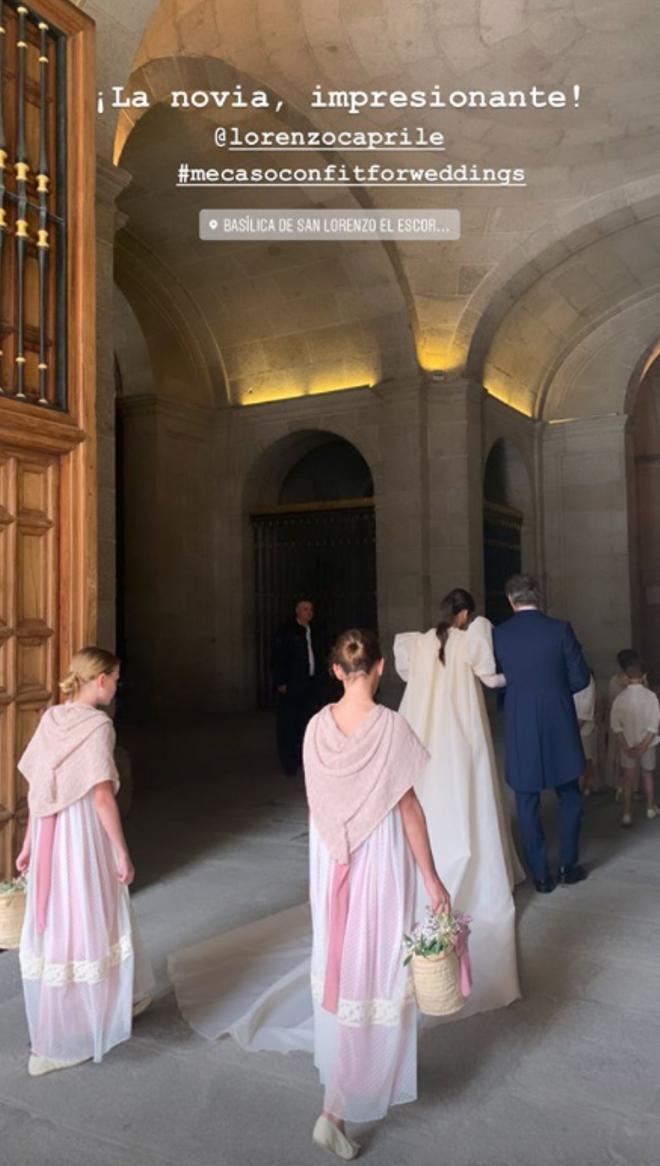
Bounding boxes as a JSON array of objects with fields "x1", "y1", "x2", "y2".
[{"x1": 59, "y1": 646, "x2": 119, "y2": 699}]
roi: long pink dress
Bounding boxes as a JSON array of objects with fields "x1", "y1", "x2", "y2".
[
  {"x1": 305, "y1": 704, "x2": 427, "y2": 1124},
  {"x1": 18, "y1": 705, "x2": 153, "y2": 1063},
  {"x1": 310, "y1": 812, "x2": 417, "y2": 1122}
]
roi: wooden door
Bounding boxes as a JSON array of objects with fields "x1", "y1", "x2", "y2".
[
  {"x1": 0, "y1": 0, "x2": 96, "y2": 878},
  {"x1": 0, "y1": 448, "x2": 58, "y2": 874}
]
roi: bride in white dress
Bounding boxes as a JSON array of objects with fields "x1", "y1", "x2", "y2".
[{"x1": 394, "y1": 588, "x2": 524, "y2": 1016}]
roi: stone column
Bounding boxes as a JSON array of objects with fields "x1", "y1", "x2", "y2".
[
  {"x1": 118, "y1": 394, "x2": 215, "y2": 717},
  {"x1": 373, "y1": 380, "x2": 430, "y2": 703},
  {"x1": 542, "y1": 414, "x2": 632, "y2": 677},
  {"x1": 96, "y1": 157, "x2": 132, "y2": 650},
  {"x1": 426, "y1": 378, "x2": 485, "y2": 610}
]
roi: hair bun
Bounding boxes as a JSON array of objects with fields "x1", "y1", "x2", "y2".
[
  {"x1": 59, "y1": 646, "x2": 119, "y2": 699},
  {"x1": 330, "y1": 629, "x2": 381, "y2": 676}
]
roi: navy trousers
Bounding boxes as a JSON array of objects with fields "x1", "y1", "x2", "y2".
[
  {"x1": 275, "y1": 682, "x2": 317, "y2": 776},
  {"x1": 515, "y1": 780, "x2": 583, "y2": 882}
]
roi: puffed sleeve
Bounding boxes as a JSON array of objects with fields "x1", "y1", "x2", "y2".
[
  {"x1": 647, "y1": 693, "x2": 660, "y2": 735},
  {"x1": 393, "y1": 632, "x2": 418, "y2": 683},
  {"x1": 610, "y1": 694, "x2": 624, "y2": 734},
  {"x1": 574, "y1": 676, "x2": 596, "y2": 725},
  {"x1": 465, "y1": 617, "x2": 506, "y2": 687}
]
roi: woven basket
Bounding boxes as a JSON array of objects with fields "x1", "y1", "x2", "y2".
[
  {"x1": 411, "y1": 948, "x2": 465, "y2": 1016},
  {"x1": 0, "y1": 888, "x2": 26, "y2": 950}
]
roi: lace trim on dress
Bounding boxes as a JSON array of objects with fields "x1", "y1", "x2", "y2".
[
  {"x1": 311, "y1": 972, "x2": 414, "y2": 1027},
  {"x1": 20, "y1": 933, "x2": 133, "y2": 987}
]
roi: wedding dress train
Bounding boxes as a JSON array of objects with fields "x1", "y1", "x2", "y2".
[{"x1": 169, "y1": 619, "x2": 523, "y2": 1048}]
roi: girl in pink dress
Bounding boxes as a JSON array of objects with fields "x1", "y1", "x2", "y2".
[
  {"x1": 16, "y1": 647, "x2": 153, "y2": 1077},
  {"x1": 304, "y1": 629, "x2": 450, "y2": 1160}
]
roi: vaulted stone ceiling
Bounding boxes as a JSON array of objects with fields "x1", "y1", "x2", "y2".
[{"x1": 88, "y1": 0, "x2": 660, "y2": 417}]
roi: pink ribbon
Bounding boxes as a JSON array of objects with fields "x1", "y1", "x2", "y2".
[
  {"x1": 322, "y1": 860, "x2": 351, "y2": 1013},
  {"x1": 454, "y1": 929, "x2": 473, "y2": 997},
  {"x1": 35, "y1": 814, "x2": 57, "y2": 933}
]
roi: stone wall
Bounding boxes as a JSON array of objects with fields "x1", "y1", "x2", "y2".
[
  {"x1": 119, "y1": 396, "x2": 216, "y2": 715},
  {"x1": 542, "y1": 414, "x2": 632, "y2": 680}
]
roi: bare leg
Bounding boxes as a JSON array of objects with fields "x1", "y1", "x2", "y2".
[
  {"x1": 580, "y1": 762, "x2": 594, "y2": 795},
  {"x1": 322, "y1": 1110, "x2": 346, "y2": 1133},
  {"x1": 621, "y1": 769, "x2": 635, "y2": 821},
  {"x1": 642, "y1": 771, "x2": 656, "y2": 811}
]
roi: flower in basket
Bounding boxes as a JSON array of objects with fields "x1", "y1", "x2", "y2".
[
  {"x1": 0, "y1": 876, "x2": 26, "y2": 896},
  {"x1": 403, "y1": 907, "x2": 471, "y2": 965},
  {"x1": 403, "y1": 907, "x2": 473, "y2": 1007},
  {"x1": 0, "y1": 876, "x2": 27, "y2": 952}
]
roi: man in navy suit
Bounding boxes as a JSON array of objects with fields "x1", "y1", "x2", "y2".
[{"x1": 493, "y1": 574, "x2": 591, "y2": 893}]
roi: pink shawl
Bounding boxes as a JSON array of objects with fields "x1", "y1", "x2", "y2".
[
  {"x1": 18, "y1": 703, "x2": 119, "y2": 818},
  {"x1": 304, "y1": 704, "x2": 429, "y2": 864}
]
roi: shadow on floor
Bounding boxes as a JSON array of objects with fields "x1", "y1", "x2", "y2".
[{"x1": 119, "y1": 711, "x2": 307, "y2": 891}]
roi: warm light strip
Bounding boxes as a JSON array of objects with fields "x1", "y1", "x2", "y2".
[{"x1": 483, "y1": 385, "x2": 533, "y2": 419}]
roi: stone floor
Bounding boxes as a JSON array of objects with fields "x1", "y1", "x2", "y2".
[{"x1": 2, "y1": 712, "x2": 660, "y2": 1166}]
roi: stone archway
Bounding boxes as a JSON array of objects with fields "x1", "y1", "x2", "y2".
[
  {"x1": 632, "y1": 356, "x2": 660, "y2": 680},
  {"x1": 483, "y1": 438, "x2": 534, "y2": 624},
  {"x1": 245, "y1": 431, "x2": 377, "y2": 705}
]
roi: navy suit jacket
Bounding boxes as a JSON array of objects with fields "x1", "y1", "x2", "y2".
[{"x1": 493, "y1": 610, "x2": 590, "y2": 792}]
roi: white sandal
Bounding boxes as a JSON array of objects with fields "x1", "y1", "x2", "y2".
[
  {"x1": 312, "y1": 1115, "x2": 360, "y2": 1160},
  {"x1": 132, "y1": 995, "x2": 153, "y2": 1019},
  {"x1": 29, "y1": 1054, "x2": 89, "y2": 1077}
]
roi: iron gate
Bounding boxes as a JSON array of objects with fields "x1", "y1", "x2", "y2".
[{"x1": 252, "y1": 503, "x2": 377, "y2": 706}]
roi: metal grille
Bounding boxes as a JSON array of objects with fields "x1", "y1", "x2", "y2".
[
  {"x1": 252, "y1": 505, "x2": 377, "y2": 706},
  {"x1": 0, "y1": 1, "x2": 67, "y2": 409}
]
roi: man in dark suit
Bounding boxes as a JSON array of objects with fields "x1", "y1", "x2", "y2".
[
  {"x1": 272, "y1": 598, "x2": 320, "y2": 777},
  {"x1": 493, "y1": 574, "x2": 591, "y2": 893}
]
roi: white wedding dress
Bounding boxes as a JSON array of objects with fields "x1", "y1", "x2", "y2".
[
  {"x1": 169, "y1": 619, "x2": 522, "y2": 1047},
  {"x1": 395, "y1": 617, "x2": 524, "y2": 1016}
]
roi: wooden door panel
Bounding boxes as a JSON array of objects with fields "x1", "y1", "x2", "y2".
[
  {"x1": 16, "y1": 637, "x2": 50, "y2": 698},
  {"x1": 0, "y1": 702, "x2": 13, "y2": 879},
  {"x1": 17, "y1": 528, "x2": 50, "y2": 626},
  {"x1": 0, "y1": 635, "x2": 10, "y2": 695},
  {"x1": 18, "y1": 459, "x2": 52, "y2": 515},
  {"x1": 0, "y1": 449, "x2": 57, "y2": 876},
  {"x1": 0, "y1": 0, "x2": 96, "y2": 879},
  {"x1": 0, "y1": 525, "x2": 13, "y2": 630}
]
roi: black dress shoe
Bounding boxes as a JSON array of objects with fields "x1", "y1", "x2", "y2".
[
  {"x1": 534, "y1": 878, "x2": 555, "y2": 893},
  {"x1": 558, "y1": 864, "x2": 587, "y2": 885}
]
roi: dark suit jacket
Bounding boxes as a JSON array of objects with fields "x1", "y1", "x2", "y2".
[
  {"x1": 493, "y1": 610, "x2": 590, "y2": 792},
  {"x1": 272, "y1": 620, "x2": 319, "y2": 695}
]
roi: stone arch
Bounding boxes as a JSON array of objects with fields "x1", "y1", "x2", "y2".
[
  {"x1": 243, "y1": 427, "x2": 377, "y2": 513},
  {"x1": 625, "y1": 337, "x2": 660, "y2": 418},
  {"x1": 541, "y1": 291, "x2": 660, "y2": 422},
  {"x1": 460, "y1": 177, "x2": 660, "y2": 376},
  {"x1": 114, "y1": 46, "x2": 418, "y2": 331},
  {"x1": 458, "y1": 178, "x2": 660, "y2": 417},
  {"x1": 114, "y1": 233, "x2": 224, "y2": 407},
  {"x1": 483, "y1": 438, "x2": 535, "y2": 623},
  {"x1": 631, "y1": 356, "x2": 660, "y2": 677},
  {"x1": 242, "y1": 428, "x2": 379, "y2": 704},
  {"x1": 114, "y1": 286, "x2": 154, "y2": 399},
  {"x1": 113, "y1": 52, "x2": 418, "y2": 401}
]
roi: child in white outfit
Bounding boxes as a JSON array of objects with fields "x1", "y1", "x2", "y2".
[
  {"x1": 610, "y1": 659, "x2": 660, "y2": 826},
  {"x1": 606, "y1": 649, "x2": 643, "y2": 800}
]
